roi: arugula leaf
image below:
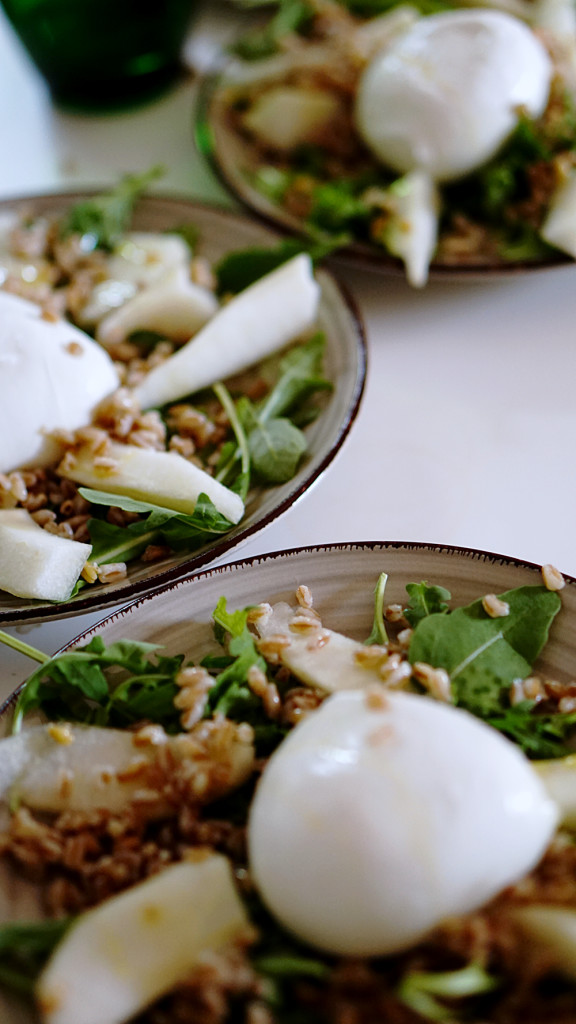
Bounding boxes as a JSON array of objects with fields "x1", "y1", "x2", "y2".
[
  {"x1": 12, "y1": 637, "x2": 183, "y2": 733},
  {"x1": 59, "y1": 166, "x2": 164, "y2": 251},
  {"x1": 397, "y1": 963, "x2": 498, "y2": 1021},
  {"x1": 404, "y1": 581, "x2": 451, "y2": 627},
  {"x1": 248, "y1": 418, "x2": 307, "y2": 483},
  {"x1": 258, "y1": 333, "x2": 332, "y2": 422},
  {"x1": 409, "y1": 585, "x2": 561, "y2": 717},
  {"x1": 487, "y1": 703, "x2": 576, "y2": 760},
  {"x1": 81, "y1": 489, "x2": 235, "y2": 566},
  {"x1": 232, "y1": 0, "x2": 314, "y2": 60},
  {"x1": 215, "y1": 238, "x2": 339, "y2": 295},
  {"x1": 0, "y1": 920, "x2": 73, "y2": 995}
]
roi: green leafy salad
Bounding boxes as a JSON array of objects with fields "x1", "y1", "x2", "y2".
[
  {"x1": 1, "y1": 564, "x2": 576, "y2": 1023},
  {"x1": 213, "y1": 0, "x2": 576, "y2": 284},
  {"x1": 0, "y1": 172, "x2": 333, "y2": 605}
]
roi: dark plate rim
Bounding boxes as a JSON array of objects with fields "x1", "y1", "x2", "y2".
[{"x1": 0, "y1": 191, "x2": 367, "y2": 624}]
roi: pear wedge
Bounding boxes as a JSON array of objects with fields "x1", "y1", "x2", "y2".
[
  {"x1": 37, "y1": 855, "x2": 249, "y2": 1024},
  {"x1": 133, "y1": 254, "x2": 320, "y2": 410},
  {"x1": 0, "y1": 723, "x2": 255, "y2": 817},
  {"x1": 254, "y1": 601, "x2": 386, "y2": 692},
  {"x1": 0, "y1": 510, "x2": 91, "y2": 602},
  {"x1": 59, "y1": 442, "x2": 244, "y2": 524}
]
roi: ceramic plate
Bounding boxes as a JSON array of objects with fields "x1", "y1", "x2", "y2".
[
  {"x1": 1, "y1": 541, "x2": 576, "y2": 1024},
  {"x1": 195, "y1": 57, "x2": 571, "y2": 281},
  {"x1": 0, "y1": 194, "x2": 366, "y2": 625}
]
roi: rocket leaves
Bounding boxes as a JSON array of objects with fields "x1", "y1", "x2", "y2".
[{"x1": 408, "y1": 584, "x2": 564, "y2": 750}]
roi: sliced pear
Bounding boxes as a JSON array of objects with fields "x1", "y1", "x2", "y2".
[
  {"x1": 0, "y1": 510, "x2": 91, "y2": 602},
  {"x1": 96, "y1": 266, "x2": 218, "y2": 348},
  {"x1": 59, "y1": 441, "x2": 244, "y2": 524},
  {"x1": 0, "y1": 722, "x2": 255, "y2": 817},
  {"x1": 243, "y1": 86, "x2": 345, "y2": 152},
  {"x1": 36, "y1": 854, "x2": 249, "y2": 1024},
  {"x1": 513, "y1": 905, "x2": 576, "y2": 981},
  {"x1": 254, "y1": 601, "x2": 386, "y2": 692},
  {"x1": 534, "y1": 754, "x2": 576, "y2": 827},
  {"x1": 133, "y1": 254, "x2": 320, "y2": 411},
  {"x1": 541, "y1": 168, "x2": 576, "y2": 257},
  {"x1": 77, "y1": 232, "x2": 195, "y2": 327}
]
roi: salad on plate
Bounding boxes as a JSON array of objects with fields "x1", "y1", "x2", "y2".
[
  {"x1": 0, "y1": 172, "x2": 361, "y2": 616},
  {"x1": 202, "y1": 0, "x2": 576, "y2": 284},
  {"x1": 1, "y1": 550, "x2": 576, "y2": 1023}
]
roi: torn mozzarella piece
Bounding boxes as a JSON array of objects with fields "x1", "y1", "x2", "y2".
[
  {"x1": 0, "y1": 291, "x2": 118, "y2": 473},
  {"x1": 133, "y1": 254, "x2": 320, "y2": 410},
  {"x1": 96, "y1": 265, "x2": 218, "y2": 347},
  {"x1": 249, "y1": 690, "x2": 558, "y2": 956},
  {"x1": 0, "y1": 509, "x2": 91, "y2": 602},
  {"x1": 59, "y1": 441, "x2": 245, "y2": 524},
  {"x1": 355, "y1": 9, "x2": 552, "y2": 182}
]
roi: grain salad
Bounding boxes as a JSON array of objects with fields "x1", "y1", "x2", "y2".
[
  {"x1": 2, "y1": 564, "x2": 576, "y2": 1023},
  {"x1": 0, "y1": 174, "x2": 333, "y2": 605}
]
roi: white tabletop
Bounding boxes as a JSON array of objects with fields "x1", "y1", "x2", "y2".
[{"x1": 1, "y1": 0, "x2": 575, "y2": 697}]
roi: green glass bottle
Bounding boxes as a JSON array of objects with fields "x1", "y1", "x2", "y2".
[{"x1": 1, "y1": 0, "x2": 197, "y2": 111}]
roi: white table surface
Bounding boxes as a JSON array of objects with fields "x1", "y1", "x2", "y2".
[{"x1": 1, "y1": 0, "x2": 575, "y2": 697}]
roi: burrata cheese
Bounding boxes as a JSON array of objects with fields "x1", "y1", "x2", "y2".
[{"x1": 0, "y1": 292, "x2": 119, "y2": 473}]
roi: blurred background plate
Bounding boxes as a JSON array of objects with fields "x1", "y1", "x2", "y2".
[
  {"x1": 195, "y1": 56, "x2": 571, "y2": 281},
  {"x1": 0, "y1": 194, "x2": 366, "y2": 625}
]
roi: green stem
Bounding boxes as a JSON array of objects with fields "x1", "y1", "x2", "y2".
[
  {"x1": 213, "y1": 382, "x2": 251, "y2": 485},
  {"x1": 0, "y1": 630, "x2": 50, "y2": 665}
]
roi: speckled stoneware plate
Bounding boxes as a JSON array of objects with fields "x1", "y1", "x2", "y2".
[
  {"x1": 0, "y1": 194, "x2": 366, "y2": 625},
  {"x1": 1, "y1": 541, "x2": 576, "y2": 1023},
  {"x1": 195, "y1": 58, "x2": 571, "y2": 281}
]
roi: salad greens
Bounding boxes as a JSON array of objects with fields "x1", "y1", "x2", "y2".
[
  {"x1": 59, "y1": 166, "x2": 164, "y2": 251},
  {"x1": 0, "y1": 921, "x2": 73, "y2": 996}
]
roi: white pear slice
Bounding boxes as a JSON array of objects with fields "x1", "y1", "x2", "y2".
[
  {"x1": 254, "y1": 601, "x2": 385, "y2": 692},
  {"x1": 379, "y1": 170, "x2": 439, "y2": 288},
  {"x1": 37, "y1": 855, "x2": 249, "y2": 1024},
  {"x1": 513, "y1": 906, "x2": 576, "y2": 981},
  {"x1": 133, "y1": 254, "x2": 320, "y2": 410},
  {"x1": 0, "y1": 510, "x2": 91, "y2": 602},
  {"x1": 541, "y1": 169, "x2": 576, "y2": 257},
  {"x1": 77, "y1": 232, "x2": 195, "y2": 327},
  {"x1": 0, "y1": 291, "x2": 119, "y2": 473},
  {"x1": 59, "y1": 441, "x2": 244, "y2": 524},
  {"x1": 96, "y1": 266, "x2": 218, "y2": 348},
  {"x1": 534, "y1": 754, "x2": 576, "y2": 827},
  {"x1": 0, "y1": 722, "x2": 254, "y2": 816},
  {"x1": 243, "y1": 86, "x2": 345, "y2": 152}
]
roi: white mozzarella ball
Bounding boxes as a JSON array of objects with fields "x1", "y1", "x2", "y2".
[
  {"x1": 248, "y1": 690, "x2": 557, "y2": 956},
  {"x1": 0, "y1": 292, "x2": 119, "y2": 473},
  {"x1": 355, "y1": 10, "x2": 552, "y2": 181}
]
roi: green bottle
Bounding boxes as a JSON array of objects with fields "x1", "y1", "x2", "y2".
[{"x1": 1, "y1": 0, "x2": 198, "y2": 112}]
